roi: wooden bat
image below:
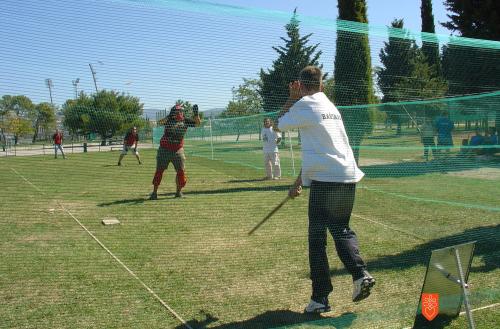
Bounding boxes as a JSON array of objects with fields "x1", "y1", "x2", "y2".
[{"x1": 248, "y1": 195, "x2": 291, "y2": 235}]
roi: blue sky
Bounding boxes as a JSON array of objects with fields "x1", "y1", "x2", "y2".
[{"x1": 0, "y1": 0, "x2": 452, "y2": 117}]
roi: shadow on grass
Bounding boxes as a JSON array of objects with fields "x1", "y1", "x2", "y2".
[
  {"x1": 97, "y1": 185, "x2": 290, "y2": 207},
  {"x1": 184, "y1": 185, "x2": 289, "y2": 196},
  {"x1": 97, "y1": 197, "x2": 147, "y2": 206},
  {"x1": 330, "y1": 224, "x2": 499, "y2": 277},
  {"x1": 227, "y1": 178, "x2": 271, "y2": 183},
  {"x1": 174, "y1": 310, "x2": 356, "y2": 329},
  {"x1": 361, "y1": 156, "x2": 499, "y2": 178}
]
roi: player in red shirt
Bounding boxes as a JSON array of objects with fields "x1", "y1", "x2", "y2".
[
  {"x1": 149, "y1": 104, "x2": 201, "y2": 199},
  {"x1": 118, "y1": 126, "x2": 142, "y2": 166},
  {"x1": 52, "y1": 129, "x2": 66, "y2": 159}
]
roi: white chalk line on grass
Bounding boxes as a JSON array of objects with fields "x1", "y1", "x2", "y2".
[
  {"x1": 361, "y1": 186, "x2": 500, "y2": 212},
  {"x1": 401, "y1": 302, "x2": 500, "y2": 329},
  {"x1": 351, "y1": 213, "x2": 426, "y2": 242},
  {"x1": 10, "y1": 168, "x2": 193, "y2": 329}
]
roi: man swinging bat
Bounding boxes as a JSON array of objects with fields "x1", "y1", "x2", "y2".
[{"x1": 149, "y1": 103, "x2": 201, "y2": 200}]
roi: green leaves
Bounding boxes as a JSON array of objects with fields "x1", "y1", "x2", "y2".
[{"x1": 62, "y1": 90, "x2": 145, "y2": 140}]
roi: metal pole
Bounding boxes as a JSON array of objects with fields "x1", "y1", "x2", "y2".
[
  {"x1": 454, "y1": 248, "x2": 475, "y2": 329},
  {"x1": 288, "y1": 131, "x2": 296, "y2": 176},
  {"x1": 89, "y1": 64, "x2": 98, "y2": 93},
  {"x1": 72, "y1": 78, "x2": 80, "y2": 99},
  {"x1": 209, "y1": 118, "x2": 214, "y2": 160},
  {"x1": 45, "y1": 79, "x2": 54, "y2": 105}
]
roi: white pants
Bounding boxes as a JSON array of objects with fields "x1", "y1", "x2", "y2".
[{"x1": 264, "y1": 152, "x2": 281, "y2": 179}]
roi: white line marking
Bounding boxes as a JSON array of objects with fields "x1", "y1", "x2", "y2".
[
  {"x1": 352, "y1": 213, "x2": 426, "y2": 242},
  {"x1": 11, "y1": 168, "x2": 193, "y2": 329}
]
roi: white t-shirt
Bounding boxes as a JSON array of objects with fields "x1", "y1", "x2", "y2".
[
  {"x1": 261, "y1": 127, "x2": 281, "y2": 153},
  {"x1": 278, "y1": 92, "x2": 364, "y2": 186}
]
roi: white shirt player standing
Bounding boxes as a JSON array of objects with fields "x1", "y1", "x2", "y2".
[{"x1": 261, "y1": 118, "x2": 282, "y2": 180}]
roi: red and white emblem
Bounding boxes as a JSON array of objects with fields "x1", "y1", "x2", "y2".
[{"x1": 421, "y1": 293, "x2": 439, "y2": 321}]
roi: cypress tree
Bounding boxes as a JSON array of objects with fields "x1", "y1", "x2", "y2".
[
  {"x1": 421, "y1": 0, "x2": 441, "y2": 74},
  {"x1": 334, "y1": 0, "x2": 374, "y2": 161}
]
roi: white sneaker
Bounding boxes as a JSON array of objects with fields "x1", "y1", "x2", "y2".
[
  {"x1": 352, "y1": 272, "x2": 375, "y2": 302},
  {"x1": 304, "y1": 298, "x2": 331, "y2": 313}
]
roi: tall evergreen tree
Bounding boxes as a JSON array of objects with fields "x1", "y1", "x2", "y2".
[
  {"x1": 442, "y1": 0, "x2": 500, "y2": 41},
  {"x1": 421, "y1": 0, "x2": 441, "y2": 74},
  {"x1": 260, "y1": 9, "x2": 324, "y2": 112},
  {"x1": 334, "y1": 0, "x2": 375, "y2": 161},
  {"x1": 441, "y1": 0, "x2": 500, "y2": 95},
  {"x1": 377, "y1": 19, "x2": 419, "y2": 133}
]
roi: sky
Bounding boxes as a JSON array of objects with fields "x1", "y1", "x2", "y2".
[{"x1": 0, "y1": 0, "x2": 453, "y2": 117}]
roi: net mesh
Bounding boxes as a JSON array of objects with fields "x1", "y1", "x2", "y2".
[{"x1": 1, "y1": 0, "x2": 499, "y2": 328}]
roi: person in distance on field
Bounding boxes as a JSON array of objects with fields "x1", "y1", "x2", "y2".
[
  {"x1": 278, "y1": 65, "x2": 374, "y2": 314},
  {"x1": 118, "y1": 126, "x2": 142, "y2": 166},
  {"x1": 261, "y1": 117, "x2": 282, "y2": 180},
  {"x1": 53, "y1": 128, "x2": 66, "y2": 159}
]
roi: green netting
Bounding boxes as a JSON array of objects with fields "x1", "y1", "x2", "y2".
[{"x1": 2, "y1": 0, "x2": 500, "y2": 328}]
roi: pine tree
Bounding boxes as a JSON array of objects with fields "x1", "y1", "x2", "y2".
[
  {"x1": 259, "y1": 9, "x2": 324, "y2": 112},
  {"x1": 377, "y1": 19, "x2": 419, "y2": 134},
  {"x1": 334, "y1": 0, "x2": 374, "y2": 161}
]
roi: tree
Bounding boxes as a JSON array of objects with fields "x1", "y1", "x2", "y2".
[
  {"x1": 0, "y1": 95, "x2": 35, "y2": 144},
  {"x1": 442, "y1": 0, "x2": 500, "y2": 41},
  {"x1": 393, "y1": 54, "x2": 448, "y2": 100},
  {"x1": 441, "y1": 0, "x2": 500, "y2": 130},
  {"x1": 377, "y1": 19, "x2": 420, "y2": 134},
  {"x1": 334, "y1": 0, "x2": 375, "y2": 161},
  {"x1": 260, "y1": 9, "x2": 325, "y2": 111},
  {"x1": 222, "y1": 78, "x2": 263, "y2": 117},
  {"x1": 63, "y1": 90, "x2": 144, "y2": 144},
  {"x1": 421, "y1": 0, "x2": 441, "y2": 74},
  {"x1": 31, "y1": 102, "x2": 56, "y2": 142},
  {"x1": 378, "y1": 20, "x2": 448, "y2": 134}
]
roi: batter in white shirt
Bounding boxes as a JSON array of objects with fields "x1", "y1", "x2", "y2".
[{"x1": 277, "y1": 66, "x2": 375, "y2": 314}]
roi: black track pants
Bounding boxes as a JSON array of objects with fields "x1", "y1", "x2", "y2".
[{"x1": 308, "y1": 181, "x2": 367, "y2": 299}]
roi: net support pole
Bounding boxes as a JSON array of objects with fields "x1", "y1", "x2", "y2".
[
  {"x1": 288, "y1": 131, "x2": 296, "y2": 176},
  {"x1": 453, "y1": 247, "x2": 475, "y2": 329},
  {"x1": 209, "y1": 118, "x2": 214, "y2": 160}
]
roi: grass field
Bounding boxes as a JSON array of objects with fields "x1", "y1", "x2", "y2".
[{"x1": 1, "y1": 138, "x2": 499, "y2": 328}]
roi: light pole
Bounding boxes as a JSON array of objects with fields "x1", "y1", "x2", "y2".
[
  {"x1": 89, "y1": 64, "x2": 98, "y2": 93},
  {"x1": 72, "y1": 78, "x2": 80, "y2": 99},
  {"x1": 45, "y1": 78, "x2": 54, "y2": 105}
]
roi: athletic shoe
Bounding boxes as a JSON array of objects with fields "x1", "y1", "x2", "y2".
[
  {"x1": 175, "y1": 191, "x2": 183, "y2": 198},
  {"x1": 352, "y1": 271, "x2": 375, "y2": 302},
  {"x1": 304, "y1": 297, "x2": 331, "y2": 313},
  {"x1": 148, "y1": 192, "x2": 157, "y2": 200},
  {"x1": 117, "y1": 162, "x2": 121, "y2": 166}
]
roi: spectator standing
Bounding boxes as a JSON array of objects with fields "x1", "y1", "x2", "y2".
[
  {"x1": 261, "y1": 117, "x2": 282, "y2": 180},
  {"x1": 52, "y1": 129, "x2": 66, "y2": 159}
]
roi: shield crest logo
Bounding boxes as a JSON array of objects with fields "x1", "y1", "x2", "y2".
[{"x1": 422, "y1": 293, "x2": 439, "y2": 321}]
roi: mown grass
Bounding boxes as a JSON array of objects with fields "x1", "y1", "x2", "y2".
[{"x1": 0, "y1": 139, "x2": 498, "y2": 328}]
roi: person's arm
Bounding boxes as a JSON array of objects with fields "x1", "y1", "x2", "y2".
[
  {"x1": 277, "y1": 81, "x2": 304, "y2": 132},
  {"x1": 278, "y1": 81, "x2": 301, "y2": 119},
  {"x1": 289, "y1": 170, "x2": 303, "y2": 198}
]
